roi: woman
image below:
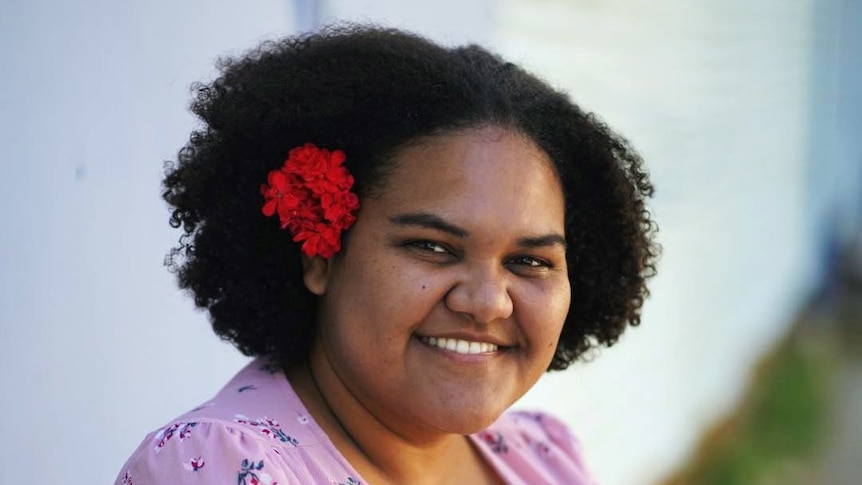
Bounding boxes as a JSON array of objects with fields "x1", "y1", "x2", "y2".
[{"x1": 116, "y1": 25, "x2": 657, "y2": 485}]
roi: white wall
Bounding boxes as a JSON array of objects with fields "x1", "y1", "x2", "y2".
[
  {"x1": 0, "y1": 2, "x2": 290, "y2": 483},
  {"x1": 319, "y1": 0, "x2": 495, "y2": 45},
  {"x1": 500, "y1": 1, "x2": 861, "y2": 484},
  {"x1": 0, "y1": 1, "x2": 496, "y2": 483},
  {"x1": 2, "y1": 1, "x2": 859, "y2": 484}
]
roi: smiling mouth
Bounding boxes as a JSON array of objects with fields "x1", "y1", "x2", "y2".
[{"x1": 416, "y1": 335, "x2": 502, "y2": 355}]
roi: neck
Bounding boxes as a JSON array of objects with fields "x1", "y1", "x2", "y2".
[{"x1": 287, "y1": 346, "x2": 484, "y2": 485}]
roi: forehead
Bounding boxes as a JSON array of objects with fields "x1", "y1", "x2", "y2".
[
  {"x1": 368, "y1": 126, "x2": 565, "y2": 231},
  {"x1": 392, "y1": 127, "x2": 557, "y2": 186}
]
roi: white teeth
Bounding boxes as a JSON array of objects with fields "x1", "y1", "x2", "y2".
[{"x1": 420, "y1": 336, "x2": 499, "y2": 355}]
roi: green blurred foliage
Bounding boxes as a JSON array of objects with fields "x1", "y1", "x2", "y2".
[{"x1": 664, "y1": 330, "x2": 834, "y2": 485}]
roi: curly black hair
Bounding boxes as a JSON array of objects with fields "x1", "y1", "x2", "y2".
[{"x1": 163, "y1": 24, "x2": 658, "y2": 371}]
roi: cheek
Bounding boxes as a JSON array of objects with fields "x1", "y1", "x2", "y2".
[
  {"x1": 329, "y1": 259, "x2": 441, "y2": 333},
  {"x1": 520, "y1": 279, "x2": 571, "y2": 345}
]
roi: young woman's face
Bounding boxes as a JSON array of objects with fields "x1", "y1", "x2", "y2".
[{"x1": 306, "y1": 126, "x2": 570, "y2": 438}]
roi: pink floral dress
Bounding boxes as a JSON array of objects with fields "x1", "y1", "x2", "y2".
[{"x1": 115, "y1": 359, "x2": 597, "y2": 484}]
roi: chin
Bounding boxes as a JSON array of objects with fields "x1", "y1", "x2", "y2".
[{"x1": 430, "y1": 404, "x2": 508, "y2": 435}]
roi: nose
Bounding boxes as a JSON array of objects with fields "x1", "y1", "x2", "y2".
[{"x1": 444, "y1": 263, "x2": 514, "y2": 324}]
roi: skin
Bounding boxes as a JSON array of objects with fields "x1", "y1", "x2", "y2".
[{"x1": 292, "y1": 126, "x2": 571, "y2": 484}]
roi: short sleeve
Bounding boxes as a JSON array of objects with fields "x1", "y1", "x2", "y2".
[
  {"x1": 530, "y1": 412, "x2": 598, "y2": 484},
  {"x1": 114, "y1": 420, "x2": 299, "y2": 485},
  {"x1": 473, "y1": 411, "x2": 599, "y2": 485}
]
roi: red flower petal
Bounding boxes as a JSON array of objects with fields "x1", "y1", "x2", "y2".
[
  {"x1": 261, "y1": 143, "x2": 359, "y2": 258},
  {"x1": 262, "y1": 198, "x2": 278, "y2": 217}
]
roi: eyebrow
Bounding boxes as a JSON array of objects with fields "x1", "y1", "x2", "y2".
[
  {"x1": 389, "y1": 212, "x2": 567, "y2": 249},
  {"x1": 389, "y1": 212, "x2": 468, "y2": 238},
  {"x1": 517, "y1": 234, "x2": 568, "y2": 250}
]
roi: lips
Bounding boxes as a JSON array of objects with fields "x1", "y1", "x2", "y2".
[{"x1": 417, "y1": 335, "x2": 502, "y2": 355}]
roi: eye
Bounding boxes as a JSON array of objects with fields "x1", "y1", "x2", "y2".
[
  {"x1": 414, "y1": 240, "x2": 447, "y2": 253},
  {"x1": 510, "y1": 256, "x2": 548, "y2": 267},
  {"x1": 405, "y1": 240, "x2": 454, "y2": 255},
  {"x1": 506, "y1": 256, "x2": 553, "y2": 273}
]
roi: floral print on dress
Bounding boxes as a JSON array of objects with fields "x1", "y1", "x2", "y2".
[
  {"x1": 523, "y1": 432, "x2": 551, "y2": 456},
  {"x1": 477, "y1": 430, "x2": 508, "y2": 453},
  {"x1": 115, "y1": 359, "x2": 596, "y2": 485},
  {"x1": 237, "y1": 458, "x2": 278, "y2": 485},
  {"x1": 153, "y1": 421, "x2": 198, "y2": 452},
  {"x1": 189, "y1": 402, "x2": 214, "y2": 413},
  {"x1": 234, "y1": 415, "x2": 299, "y2": 445},
  {"x1": 524, "y1": 413, "x2": 556, "y2": 457},
  {"x1": 182, "y1": 456, "x2": 206, "y2": 472}
]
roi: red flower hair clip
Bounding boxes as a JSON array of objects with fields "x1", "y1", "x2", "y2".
[{"x1": 260, "y1": 143, "x2": 360, "y2": 258}]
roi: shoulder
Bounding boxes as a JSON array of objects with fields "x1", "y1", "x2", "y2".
[
  {"x1": 115, "y1": 417, "x2": 298, "y2": 484},
  {"x1": 497, "y1": 411, "x2": 585, "y2": 459},
  {"x1": 473, "y1": 410, "x2": 598, "y2": 485},
  {"x1": 114, "y1": 359, "x2": 361, "y2": 485}
]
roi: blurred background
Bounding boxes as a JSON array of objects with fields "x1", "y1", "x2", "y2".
[{"x1": 1, "y1": 0, "x2": 860, "y2": 483}]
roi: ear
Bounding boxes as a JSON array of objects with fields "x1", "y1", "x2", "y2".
[{"x1": 301, "y1": 255, "x2": 331, "y2": 295}]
